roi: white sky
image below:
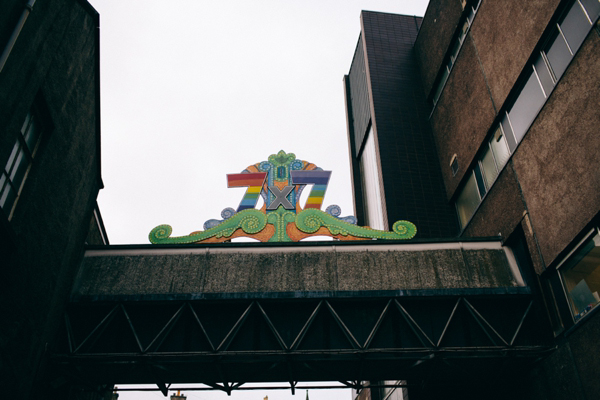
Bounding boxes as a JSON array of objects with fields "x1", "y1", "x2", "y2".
[{"x1": 89, "y1": 0, "x2": 429, "y2": 398}]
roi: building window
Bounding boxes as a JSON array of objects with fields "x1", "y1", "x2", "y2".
[
  {"x1": 0, "y1": 110, "x2": 43, "y2": 217},
  {"x1": 359, "y1": 126, "x2": 385, "y2": 230},
  {"x1": 431, "y1": 0, "x2": 481, "y2": 106},
  {"x1": 450, "y1": 155, "x2": 459, "y2": 176},
  {"x1": 455, "y1": 126, "x2": 511, "y2": 228},
  {"x1": 454, "y1": 0, "x2": 599, "y2": 229},
  {"x1": 559, "y1": 228, "x2": 600, "y2": 322},
  {"x1": 456, "y1": 171, "x2": 480, "y2": 227},
  {"x1": 543, "y1": 0, "x2": 598, "y2": 84},
  {"x1": 507, "y1": 68, "x2": 547, "y2": 143}
]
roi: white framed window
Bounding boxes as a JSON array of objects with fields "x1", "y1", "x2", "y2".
[
  {"x1": 454, "y1": 0, "x2": 599, "y2": 229},
  {"x1": 558, "y1": 228, "x2": 600, "y2": 322}
]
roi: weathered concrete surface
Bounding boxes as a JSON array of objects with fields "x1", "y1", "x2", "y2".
[
  {"x1": 511, "y1": 30, "x2": 600, "y2": 266},
  {"x1": 470, "y1": 0, "x2": 561, "y2": 111},
  {"x1": 429, "y1": 36, "x2": 497, "y2": 199},
  {"x1": 74, "y1": 241, "x2": 523, "y2": 298},
  {"x1": 414, "y1": 0, "x2": 463, "y2": 95}
]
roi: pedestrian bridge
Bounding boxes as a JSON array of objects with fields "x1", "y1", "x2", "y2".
[{"x1": 53, "y1": 239, "x2": 552, "y2": 394}]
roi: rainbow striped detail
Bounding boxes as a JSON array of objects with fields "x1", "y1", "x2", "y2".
[
  {"x1": 291, "y1": 170, "x2": 331, "y2": 210},
  {"x1": 227, "y1": 172, "x2": 267, "y2": 212}
]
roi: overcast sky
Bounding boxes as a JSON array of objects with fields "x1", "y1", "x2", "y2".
[{"x1": 88, "y1": 0, "x2": 429, "y2": 398}]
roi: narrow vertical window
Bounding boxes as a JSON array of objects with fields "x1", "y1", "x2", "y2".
[
  {"x1": 480, "y1": 145, "x2": 498, "y2": 189},
  {"x1": 359, "y1": 126, "x2": 385, "y2": 230},
  {"x1": 456, "y1": 172, "x2": 481, "y2": 228},
  {"x1": 507, "y1": 69, "x2": 546, "y2": 144},
  {"x1": 489, "y1": 125, "x2": 511, "y2": 171},
  {"x1": 1, "y1": 110, "x2": 42, "y2": 216}
]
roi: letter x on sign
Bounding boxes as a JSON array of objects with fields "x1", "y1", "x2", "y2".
[{"x1": 267, "y1": 186, "x2": 294, "y2": 210}]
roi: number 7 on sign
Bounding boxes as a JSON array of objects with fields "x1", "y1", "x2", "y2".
[
  {"x1": 290, "y1": 170, "x2": 331, "y2": 210},
  {"x1": 227, "y1": 172, "x2": 268, "y2": 212}
]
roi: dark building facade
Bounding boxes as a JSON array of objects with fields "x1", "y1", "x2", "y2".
[
  {"x1": 344, "y1": 11, "x2": 458, "y2": 239},
  {"x1": 345, "y1": 1, "x2": 600, "y2": 399},
  {"x1": 0, "y1": 0, "x2": 106, "y2": 399}
]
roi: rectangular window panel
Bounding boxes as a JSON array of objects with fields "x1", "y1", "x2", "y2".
[
  {"x1": 545, "y1": 29, "x2": 572, "y2": 80},
  {"x1": 359, "y1": 127, "x2": 385, "y2": 230},
  {"x1": 0, "y1": 173, "x2": 7, "y2": 205},
  {"x1": 580, "y1": 0, "x2": 600, "y2": 20},
  {"x1": 0, "y1": 178, "x2": 16, "y2": 210},
  {"x1": 480, "y1": 145, "x2": 499, "y2": 189},
  {"x1": 501, "y1": 114, "x2": 518, "y2": 153},
  {"x1": 490, "y1": 125, "x2": 511, "y2": 170},
  {"x1": 9, "y1": 149, "x2": 27, "y2": 184},
  {"x1": 507, "y1": 70, "x2": 546, "y2": 144},
  {"x1": 456, "y1": 172, "x2": 481, "y2": 228},
  {"x1": 560, "y1": 229, "x2": 600, "y2": 321},
  {"x1": 448, "y1": 38, "x2": 462, "y2": 68},
  {"x1": 474, "y1": 164, "x2": 486, "y2": 198},
  {"x1": 23, "y1": 116, "x2": 40, "y2": 153},
  {"x1": 433, "y1": 67, "x2": 450, "y2": 104},
  {"x1": 2, "y1": 110, "x2": 43, "y2": 215},
  {"x1": 533, "y1": 55, "x2": 554, "y2": 97},
  {"x1": 560, "y1": 1, "x2": 592, "y2": 53}
]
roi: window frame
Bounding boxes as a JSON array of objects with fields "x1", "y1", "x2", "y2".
[
  {"x1": 453, "y1": 0, "x2": 599, "y2": 231},
  {"x1": 556, "y1": 227, "x2": 600, "y2": 323},
  {"x1": 1, "y1": 108, "x2": 44, "y2": 218},
  {"x1": 429, "y1": 0, "x2": 482, "y2": 108}
]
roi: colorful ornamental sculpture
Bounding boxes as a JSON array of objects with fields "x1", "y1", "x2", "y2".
[{"x1": 149, "y1": 150, "x2": 416, "y2": 243}]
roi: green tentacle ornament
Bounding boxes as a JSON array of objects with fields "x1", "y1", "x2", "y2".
[
  {"x1": 149, "y1": 208, "x2": 267, "y2": 244},
  {"x1": 295, "y1": 208, "x2": 416, "y2": 240},
  {"x1": 267, "y1": 206, "x2": 297, "y2": 242}
]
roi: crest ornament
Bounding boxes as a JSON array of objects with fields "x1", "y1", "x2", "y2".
[{"x1": 149, "y1": 150, "x2": 416, "y2": 243}]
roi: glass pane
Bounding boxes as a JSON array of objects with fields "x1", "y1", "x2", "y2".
[
  {"x1": 24, "y1": 116, "x2": 39, "y2": 152},
  {"x1": 533, "y1": 55, "x2": 554, "y2": 96},
  {"x1": 433, "y1": 66, "x2": 450, "y2": 104},
  {"x1": 474, "y1": 164, "x2": 486, "y2": 197},
  {"x1": 560, "y1": 230, "x2": 600, "y2": 321},
  {"x1": 0, "y1": 183, "x2": 16, "y2": 210},
  {"x1": 545, "y1": 29, "x2": 572, "y2": 80},
  {"x1": 359, "y1": 128, "x2": 385, "y2": 230},
  {"x1": 448, "y1": 39, "x2": 461, "y2": 67},
  {"x1": 580, "y1": 0, "x2": 600, "y2": 20},
  {"x1": 501, "y1": 114, "x2": 517, "y2": 153},
  {"x1": 480, "y1": 145, "x2": 498, "y2": 189},
  {"x1": 507, "y1": 70, "x2": 546, "y2": 143},
  {"x1": 560, "y1": 1, "x2": 592, "y2": 53},
  {"x1": 0, "y1": 173, "x2": 6, "y2": 193},
  {"x1": 5, "y1": 141, "x2": 20, "y2": 172},
  {"x1": 20, "y1": 112, "x2": 32, "y2": 134},
  {"x1": 456, "y1": 172, "x2": 480, "y2": 228},
  {"x1": 490, "y1": 125, "x2": 511, "y2": 170},
  {"x1": 10, "y1": 149, "x2": 28, "y2": 187}
]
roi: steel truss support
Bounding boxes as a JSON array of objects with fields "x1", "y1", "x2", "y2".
[{"x1": 53, "y1": 294, "x2": 553, "y2": 389}]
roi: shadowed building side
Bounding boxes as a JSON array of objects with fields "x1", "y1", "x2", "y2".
[{"x1": 0, "y1": 0, "x2": 105, "y2": 398}]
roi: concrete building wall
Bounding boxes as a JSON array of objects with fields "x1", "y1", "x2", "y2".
[
  {"x1": 427, "y1": 35, "x2": 496, "y2": 198},
  {"x1": 411, "y1": 0, "x2": 600, "y2": 398},
  {"x1": 414, "y1": 0, "x2": 463, "y2": 95},
  {"x1": 510, "y1": 29, "x2": 600, "y2": 266},
  {"x1": 0, "y1": 0, "x2": 102, "y2": 398}
]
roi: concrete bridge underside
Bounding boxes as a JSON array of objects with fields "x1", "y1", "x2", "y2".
[{"x1": 53, "y1": 240, "x2": 552, "y2": 392}]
